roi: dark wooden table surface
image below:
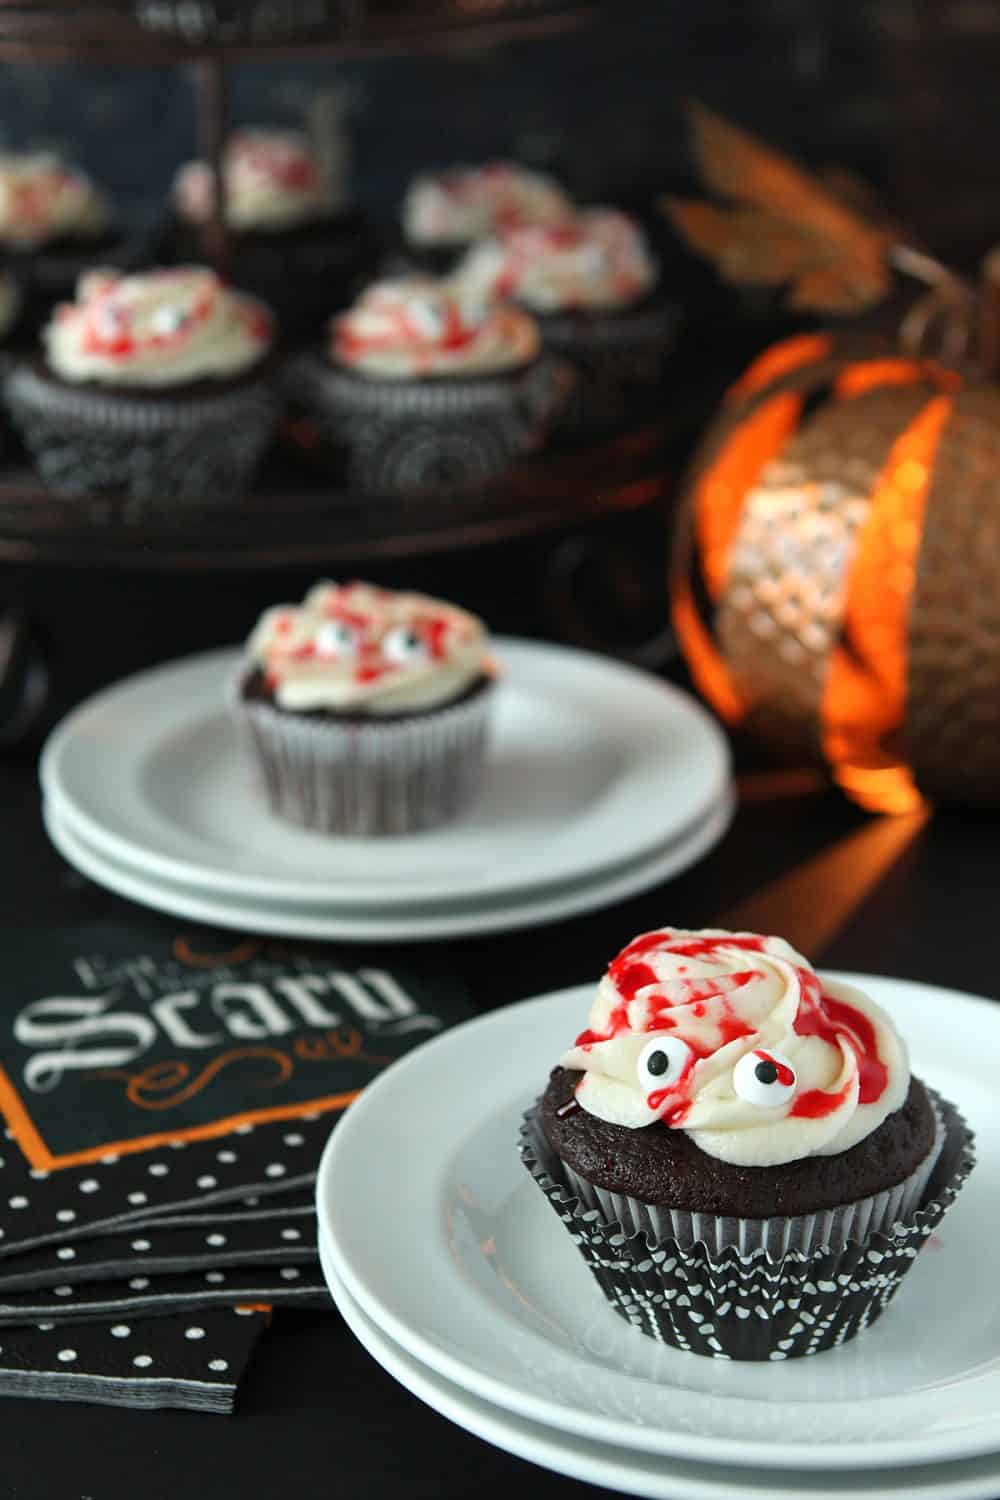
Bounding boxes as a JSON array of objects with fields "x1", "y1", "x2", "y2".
[{"x1": 0, "y1": 722, "x2": 995, "y2": 1498}]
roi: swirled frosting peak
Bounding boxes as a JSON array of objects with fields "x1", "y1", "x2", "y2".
[
  {"x1": 331, "y1": 275, "x2": 538, "y2": 378},
  {"x1": 0, "y1": 151, "x2": 109, "y2": 249},
  {"x1": 403, "y1": 162, "x2": 573, "y2": 247},
  {"x1": 45, "y1": 267, "x2": 272, "y2": 388},
  {"x1": 459, "y1": 208, "x2": 658, "y2": 312},
  {"x1": 559, "y1": 929, "x2": 909, "y2": 1167},
  {"x1": 248, "y1": 581, "x2": 492, "y2": 715},
  {"x1": 174, "y1": 128, "x2": 338, "y2": 232}
]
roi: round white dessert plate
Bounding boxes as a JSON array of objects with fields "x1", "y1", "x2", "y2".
[
  {"x1": 42, "y1": 791, "x2": 734, "y2": 943},
  {"x1": 321, "y1": 1239, "x2": 1000, "y2": 1500},
  {"x1": 316, "y1": 975, "x2": 999, "y2": 1470},
  {"x1": 40, "y1": 640, "x2": 731, "y2": 909}
]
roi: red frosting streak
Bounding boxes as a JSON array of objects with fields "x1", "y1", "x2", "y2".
[
  {"x1": 793, "y1": 988, "x2": 888, "y2": 1106},
  {"x1": 790, "y1": 1079, "x2": 853, "y2": 1119},
  {"x1": 754, "y1": 1049, "x2": 796, "y2": 1086},
  {"x1": 613, "y1": 961, "x2": 659, "y2": 1000},
  {"x1": 425, "y1": 617, "x2": 451, "y2": 661}
]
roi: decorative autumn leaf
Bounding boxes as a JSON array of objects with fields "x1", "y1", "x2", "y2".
[{"x1": 664, "y1": 103, "x2": 894, "y2": 314}]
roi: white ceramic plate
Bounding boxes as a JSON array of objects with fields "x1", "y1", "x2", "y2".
[
  {"x1": 317, "y1": 975, "x2": 999, "y2": 1469},
  {"x1": 43, "y1": 792, "x2": 734, "y2": 943},
  {"x1": 40, "y1": 640, "x2": 731, "y2": 909},
  {"x1": 320, "y1": 1241, "x2": 1000, "y2": 1500}
]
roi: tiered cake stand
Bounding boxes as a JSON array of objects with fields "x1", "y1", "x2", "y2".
[{"x1": 0, "y1": 0, "x2": 692, "y2": 737}]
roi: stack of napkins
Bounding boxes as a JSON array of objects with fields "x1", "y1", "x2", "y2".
[{"x1": 0, "y1": 922, "x2": 472, "y2": 1411}]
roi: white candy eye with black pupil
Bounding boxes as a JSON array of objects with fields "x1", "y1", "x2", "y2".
[
  {"x1": 733, "y1": 1049, "x2": 797, "y2": 1108},
  {"x1": 409, "y1": 301, "x2": 444, "y2": 339},
  {"x1": 636, "y1": 1035, "x2": 693, "y2": 1092},
  {"x1": 314, "y1": 620, "x2": 359, "y2": 658},
  {"x1": 151, "y1": 304, "x2": 190, "y2": 336},
  {"x1": 382, "y1": 625, "x2": 429, "y2": 665}
]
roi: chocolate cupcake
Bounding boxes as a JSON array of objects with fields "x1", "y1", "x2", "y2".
[
  {"x1": 234, "y1": 580, "x2": 496, "y2": 835},
  {"x1": 521, "y1": 928, "x2": 974, "y2": 1360},
  {"x1": 4, "y1": 265, "x2": 278, "y2": 509},
  {"x1": 400, "y1": 162, "x2": 574, "y2": 277},
  {"x1": 458, "y1": 208, "x2": 677, "y2": 439},
  {"x1": 282, "y1": 274, "x2": 569, "y2": 497},
  {"x1": 168, "y1": 128, "x2": 368, "y2": 340},
  {"x1": 0, "y1": 150, "x2": 128, "y2": 317}
]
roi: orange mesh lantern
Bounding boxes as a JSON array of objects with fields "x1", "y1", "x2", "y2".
[{"x1": 669, "y1": 329, "x2": 1000, "y2": 811}]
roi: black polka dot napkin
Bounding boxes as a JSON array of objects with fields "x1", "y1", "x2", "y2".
[
  {"x1": 0, "y1": 1260, "x2": 330, "y2": 1324},
  {"x1": 0, "y1": 922, "x2": 472, "y2": 1408},
  {"x1": 0, "y1": 1192, "x2": 317, "y2": 1292},
  {"x1": 0, "y1": 1306, "x2": 270, "y2": 1413}
]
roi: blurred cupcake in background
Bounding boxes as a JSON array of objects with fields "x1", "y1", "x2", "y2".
[
  {"x1": 235, "y1": 579, "x2": 498, "y2": 835},
  {"x1": 168, "y1": 127, "x2": 369, "y2": 339},
  {"x1": 282, "y1": 272, "x2": 570, "y2": 497},
  {"x1": 400, "y1": 161, "x2": 574, "y2": 276},
  {"x1": 4, "y1": 265, "x2": 278, "y2": 509},
  {"x1": 0, "y1": 150, "x2": 128, "y2": 312},
  {"x1": 459, "y1": 208, "x2": 678, "y2": 439}
]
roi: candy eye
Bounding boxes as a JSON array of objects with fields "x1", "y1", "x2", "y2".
[
  {"x1": 636, "y1": 1035, "x2": 693, "y2": 1092},
  {"x1": 382, "y1": 625, "x2": 429, "y2": 665},
  {"x1": 408, "y1": 300, "x2": 444, "y2": 339},
  {"x1": 314, "y1": 620, "x2": 359, "y2": 658},
  {"x1": 96, "y1": 304, "x2": 127, "y2": 339},
  {"x1": 733, "y1": 1049, "x2": 797, "y2": 1108},
  {"x1": 151, "y1": 303, "x2": 191, "y2": 337}
]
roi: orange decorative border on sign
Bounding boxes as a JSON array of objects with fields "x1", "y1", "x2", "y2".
[{"x1": 0, "y1": 1057, "x2": 358, "y2": 1172}]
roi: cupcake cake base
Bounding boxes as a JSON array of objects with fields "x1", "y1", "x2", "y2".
[
  {"x1": 162, "y1": 212, "x2": 371, "y2": 342},
  {"x1": 234, "y1": 671, "x2": 495, "y2": 836}
]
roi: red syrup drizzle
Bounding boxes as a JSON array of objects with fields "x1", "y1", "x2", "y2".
[
  {"x1": 752, "y1": 1049, "x2": 795, "y2": 1087},
  {"x1": 790, "y1": 985, "x2": 888, "y2": 1117},
  {"x1": 571, "y1": 930, "x2": 890, "y2": 1127}
]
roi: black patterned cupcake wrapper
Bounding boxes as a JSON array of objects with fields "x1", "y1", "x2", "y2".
[
  {"x1": 281, "y1": 350, "x2": 572, "y2": 497},
  {"x1": 519, "y1": 1093, "x2": 974, "y2": 1361},
  {"x1": 533, "y1": 297, "x2": 680, "y2": 439},
  {"x1": 232, "y1": 679, "x2": 495, "y2": 836},
  {"x1": 3, "y1": 363, "x2": 279, "y2": 510}
]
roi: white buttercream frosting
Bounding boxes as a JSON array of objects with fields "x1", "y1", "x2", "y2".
[
  {"x1": 173, "y1": 128, "x2": 338, "y2": 232},
  {"x1": 247, "y1": 580, "x2": 492, "y2": 715},
  {"x1": 0, "y1": 151, "x2": 109, "y2": 249},
  {"x1": 403, "y1": 162, "x2": 573, "y2": 247},
  {"x1": 331, "y1": 275, "x2": 538, "y2": 378},
  {"x1": 0, "y1": 273, "x2": 21, "y2": 339},
  {"x1": 44, "y1": 266, "x2": 272, "y2": 388},
  {"x1": 559, "y1": 929, "x2": 910, "y2": 1167},
  {"x1": 459, "y1": 208, "x2": 658, "y2": 312}
]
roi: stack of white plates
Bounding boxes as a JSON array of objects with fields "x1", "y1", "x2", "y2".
[
  {"x1": 317, "y1": 977, "x2": 1000, "y2": 1499},
  {"x1": 41, "y1": 638, "x2": 734, "y2": 943}
]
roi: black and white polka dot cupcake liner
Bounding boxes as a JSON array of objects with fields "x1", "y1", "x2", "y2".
[
  {"x1": 233, "y1": 679, "x2": 496, "y2": 836},
  {"x1": 3, "y1": 361, "x2": 279, "y2": 513},
  {"x1": 519, "y1": 1091, "x2": 974, "y2": 1362},
  {"x1": 531, "y1": 296, "x2": 680, "y2": 441},
  {"x1": 280, "y1": 350, "x2": 572, "y2": 498}
]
